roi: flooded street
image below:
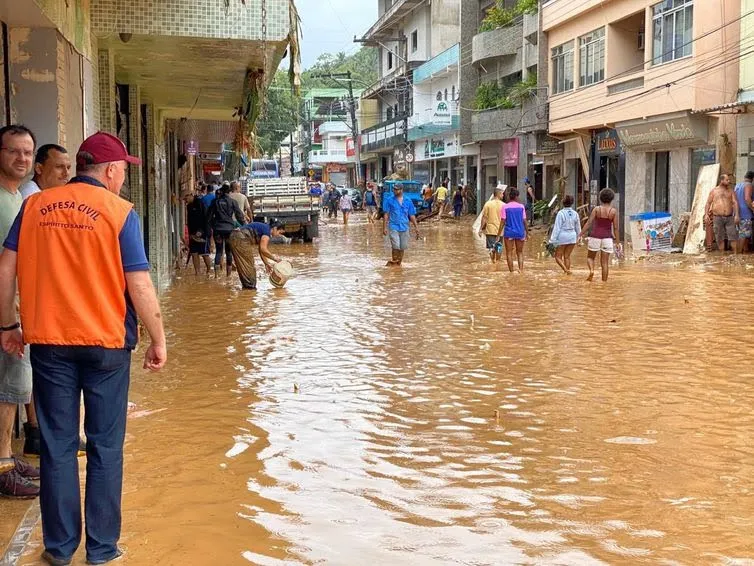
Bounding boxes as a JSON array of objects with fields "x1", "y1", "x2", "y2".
[{"x1": 20, "y1": 216, "x2": 754, "y2": 565}]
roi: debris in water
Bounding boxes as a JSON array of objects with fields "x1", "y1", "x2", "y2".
[
  {"x1": 609, "y1": 319, "x2": 617, "y2": 324},
  {"x1": 494, "y1": 409, "x2": 500, "y2": 422},
  {"x1": 294, "y1": 383, "x2": 300, "y2": 393}
]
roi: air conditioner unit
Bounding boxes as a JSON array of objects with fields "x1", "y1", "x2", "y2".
[{"x1": 638, "y1": 31, "x2": 645, "y2": 50}]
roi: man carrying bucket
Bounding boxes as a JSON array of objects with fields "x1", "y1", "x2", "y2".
[{"x1": 229, "y1": 220, "x2": 286, "y2": 290}]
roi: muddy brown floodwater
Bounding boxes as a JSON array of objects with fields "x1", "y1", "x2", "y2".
[{"x1": 15, "y1": 217, "x2": 754, "y2": 565}]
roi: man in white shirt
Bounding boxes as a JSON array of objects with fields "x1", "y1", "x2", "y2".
[{"x1": 19, "y1": 144, "x2": 71, "y2": 200}]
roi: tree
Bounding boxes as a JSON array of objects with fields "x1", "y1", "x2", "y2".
[{"x1": 256, "y1": 72, "x2": 300, "y2": 158}]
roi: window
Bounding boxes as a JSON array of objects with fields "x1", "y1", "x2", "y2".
[
  {"x1": 386, "y1": 106, "x2": 393, "y2": 120},
  {"x1": 411, "y1": 30, "x2": 418, "y2": 53},
  {"x1": 551, "y1": 41, "x2": 574, "y2": 94},
  {"x1": 579, "y1": 28, "x2": 605, "y2": 87},
  {"x1": 655, "y1": 151, "x2": 670, "y2": 212},
  {"x1": 387, "y1": 51, "x2": 393, "y2": 70},
  {"x1": 652, "y1": 0, "x2": 693, "y2": 65}
]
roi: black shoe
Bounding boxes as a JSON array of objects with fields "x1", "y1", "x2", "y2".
[
  {"x1": 87, "y1": 548, "x2": 124, "y2": 564},
  {"x1": 23, "y1": 422, "x2": 41, "y2": 457},
  {"x1": 41, "y1": 550, "x2": 72, "y2": 566}
]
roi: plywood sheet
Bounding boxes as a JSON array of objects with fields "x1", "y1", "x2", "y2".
[{"x1": 683, "y1": 163, "x2": 720, "y2": 255}]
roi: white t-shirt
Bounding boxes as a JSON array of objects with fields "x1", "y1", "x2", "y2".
[{"x1": 20, "y1": 179, "x2": 40, "y2": 200}]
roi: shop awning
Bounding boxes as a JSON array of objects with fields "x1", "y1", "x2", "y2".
[{"x1": 691, "y1": 101, "x2": 749, "y2": 114}]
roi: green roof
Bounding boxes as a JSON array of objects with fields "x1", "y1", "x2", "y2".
[{"x1": 304, "y1": 88, "x2": 364, "y2": 100}]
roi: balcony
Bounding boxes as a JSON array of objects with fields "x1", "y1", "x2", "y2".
[
  {"x1": 309, "y1": 149, "x2": 351, "y2": 164},
  {"x1": 471, "y1": 23, "x2": 523, "y2": 67},
  {"x1": 523, "y1": 11, "x2": 539, "y2": 40},
  {"x1": 471, "y1": 107, "x2": 521, "y2": 142},
  {"x1": 363, "y1": 0, "x2": 426, "y2": 41},
  {"x1": 361, "y1": 115, "x2": 408, "y2": 153}
]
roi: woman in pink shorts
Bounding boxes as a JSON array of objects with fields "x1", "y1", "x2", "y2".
[{"x1": 578, "y1": 188, "x2": 621, "y2": 282}]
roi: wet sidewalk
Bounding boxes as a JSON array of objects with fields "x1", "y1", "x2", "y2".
[{"x1": 6, "y1": 217, "x2": 754, "y2": 564}]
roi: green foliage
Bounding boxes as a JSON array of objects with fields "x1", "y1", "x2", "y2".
[
  {"x1": 256, "y1": 72, "x2": 300, "y2": 158},
  {"x1": 479, "y1": 0, "x2": 538, "y2": 33},
  {"x1": 475, "y1": 82, "x2": 511, "y2": 110},
  {"x1": 255, "y1": 48, "x2": 378, "y2": 157},
  {"x1": 474, "y1": 75, "x2": 537, "y2": 111},
  {"x1": 302, "y1": 48, "x2": 378, "y2": 90},
  {"x1": 506, "y1": 74, "x2": 538, "y2": 106}
]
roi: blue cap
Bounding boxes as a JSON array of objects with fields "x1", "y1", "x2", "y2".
[{"x1": 524, "y1": 177, "x2": 530, "y2": 184}]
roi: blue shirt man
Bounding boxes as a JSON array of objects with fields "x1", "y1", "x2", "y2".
[
  {"x1": 202, "y1": 185, "x2": 217, "y2": 209},
  {"x1": 382, "y1": 184, "x2": 420, "y2": 266}
]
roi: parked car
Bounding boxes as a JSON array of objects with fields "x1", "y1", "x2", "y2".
[{"x1": 339, "y1": 187, "x2": 363, "y2": 210}]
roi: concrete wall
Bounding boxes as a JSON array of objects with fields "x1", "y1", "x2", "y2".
[
  {"x1": 404, "y1": 5, "x2": 430, "y2": 63},
  {"x1": 431, "y1": 0, "x2": 460, "y2": 57},
  {"x1": 8, "y1": 27, "x2": 60, "y2": 146}
]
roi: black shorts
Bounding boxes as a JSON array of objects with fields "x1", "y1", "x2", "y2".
[
  {"x1": 189, "y1": 239, "x2": 208, "y2": 255},
  {"x1": 485, "y1": 235, "x2": 497, "y2": 249}
]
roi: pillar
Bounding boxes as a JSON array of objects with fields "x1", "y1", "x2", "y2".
[{"x1": 97, "y1": 49, "x2": 116, "y2": 133}]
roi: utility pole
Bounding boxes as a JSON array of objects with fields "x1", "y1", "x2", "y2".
[{"x1": 310, "y1": 72, "x2": 362, "y2": 186}]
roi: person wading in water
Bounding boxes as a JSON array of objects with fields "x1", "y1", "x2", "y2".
[{"x1": 579, "y1": 188, "x2": 621, "y2": 281}]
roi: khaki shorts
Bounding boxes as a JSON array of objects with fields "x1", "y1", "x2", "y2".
[
  {"x1": 713, "y1": 215, "x2": 738, "y2": 244},
  {"x1": 0, "y1": 345, "x2": 32, "y2": 404},
  {"x1": 587, "y1": 237, "x2": 614, "y2": 254}
]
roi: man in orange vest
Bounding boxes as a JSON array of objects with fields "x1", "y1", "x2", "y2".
[{"x1": 0, "y1": 131, "x2": 167, "y2": 566}]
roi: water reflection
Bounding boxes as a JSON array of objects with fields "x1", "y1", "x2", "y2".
[{"x1": 22, "y1": 218, "x2": 754, "y2": 565}]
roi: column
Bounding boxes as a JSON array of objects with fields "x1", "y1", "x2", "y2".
[{"x1": 97, "y1": 49, "x2": 116, "y2": 133}]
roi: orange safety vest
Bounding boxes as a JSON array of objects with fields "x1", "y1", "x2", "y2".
[{"x1": 17, "y1": 182, "x2": 136, "y2": 349}]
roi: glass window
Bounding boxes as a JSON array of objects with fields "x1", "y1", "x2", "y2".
[
  {"x1": 551, "y1": 41, "x2": 574, "y2": 94},
  {"x1": 387, "y1": 51, "x2": 393, "y2": 70},
  {"x1": 655, "y1": 151, "x2": 670, "y2": 212},
  {"x1": 411, "y1": 30, "x2": 418, "y2": 53},
  {"x1": 652, "y1": 0, "x2": 693, "y2": 65},
  {"x1": 579, "y1": 28, "x2": 605, "y2": 87}
]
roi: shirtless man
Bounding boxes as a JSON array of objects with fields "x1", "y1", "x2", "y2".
[{"x1": 706, "y1": 173, "x2": 740, "y2": 253}]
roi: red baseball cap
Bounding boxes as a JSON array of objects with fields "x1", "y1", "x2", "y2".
[{"x1": 76, "y1": 131, "x2": 141, "y2": 166}]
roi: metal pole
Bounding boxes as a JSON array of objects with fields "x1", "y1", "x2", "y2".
[{"x1": 346, "y1": 71, "x2": 362, "y2": 187}]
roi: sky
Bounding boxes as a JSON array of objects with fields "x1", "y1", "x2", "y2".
[{"x1": 296, "y1": 0, "x2": 378, "y2": 69}]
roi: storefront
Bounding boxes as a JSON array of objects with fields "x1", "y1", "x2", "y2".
[
  {"x1": 616, "y1": 112, "x2": 716, "y2": 231},
  {"x1": 414, "y1": 133, "x2": 474, "y2": 188},
  {"x1": 502, "y1": 138, "x2": 519, "y2": 189},
  {"x1": 532, "y1": 133, "x2": 563, "y2": 200}
]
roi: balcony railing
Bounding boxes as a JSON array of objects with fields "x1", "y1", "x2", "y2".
[
  {"x1": 471, "y1": 107, "x2": 521, "y2": 142},
  {"x1": 471, "y1": 23, "x2": 523, "y2": 66},
  {"x1": 363, "y1": 0, "x2": 425, "y2": 41},
  {"x1": 309, "y1": 149, "x2": 350, "y2": 164},
  {"x1": 361, "y1": 115, "x2": 408, "y2": 152}
]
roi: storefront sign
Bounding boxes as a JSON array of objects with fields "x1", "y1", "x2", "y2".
[
  {"x1": 394, "y1": 142, "x2": 415, "y2": 164},
  {"x1": 503, "y1": 138, "x2": 519, "y2": 167},
  {"x1": 595, "y1": 130, "x2": 621, "y2": 155},
  {"x1": 433, "y1": 100, "x2": 453, "y2": 127},
  {"x1": 617, "y1": 116, "x2": 708, "y2": 149},
  {"x1": 424, "y1": 138, "x2": 447, "y2": 159},
  {"x1": 326, "y1": 163, "x2": 348, "y2": 173},
  {"x1": 346, "y1": 137, "x2": 356, "y2": 158},
  {"x1": 187, "y1": 140, "x2": 198, "y2": 156},
  {"x1": 535, "y1": 133, "x2": 562, "y2": 155}
]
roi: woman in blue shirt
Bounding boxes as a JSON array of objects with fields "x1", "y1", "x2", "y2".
[{"x1": 549, "y1": 194, "x2": 582, "y2": 274}]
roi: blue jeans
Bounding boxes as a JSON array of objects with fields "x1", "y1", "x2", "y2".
[{"x1": 31, "y1": 345, "x2": 131, "y2": 563}]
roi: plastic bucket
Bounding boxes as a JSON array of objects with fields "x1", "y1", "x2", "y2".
[{"x1": 270, "y1": 260, "x2": 293, "y2": 288}]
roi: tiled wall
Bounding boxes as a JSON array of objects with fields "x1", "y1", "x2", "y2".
[
  {"x1": 91, "y1": 0, "x2": 290, "y2": 42},
  {"x1": 97, "y1": 49, "x2": 116, "y2": 133},
  {"x1": 33, "y1": 0, "x2": 94, "y2": 59}
]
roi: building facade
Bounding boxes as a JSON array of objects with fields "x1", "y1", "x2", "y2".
[
  {"x1": 544, "y1": 0, "x2": 740, "y2": 238},
  {"x1": 0, "y1": 0, "x2": 293, "y2": 290},
  {"x1": 459, "y1": 0, "x2": 550, "y2": 206},
  {"x1": 358, "y1": 0, "x2": 461, "y2": 182}
]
